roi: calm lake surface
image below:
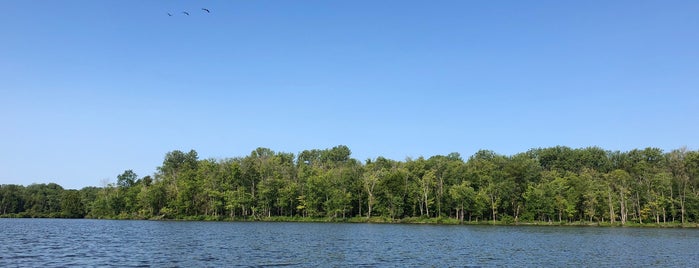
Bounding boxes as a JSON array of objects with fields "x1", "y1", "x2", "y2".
[{"x1": 1, "y1": 219, "x2": 698, "y2": 267}]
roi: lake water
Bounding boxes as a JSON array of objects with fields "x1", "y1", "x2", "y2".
[{"x1": 1, "y1": 219, "x2": 698, "y2": 267}]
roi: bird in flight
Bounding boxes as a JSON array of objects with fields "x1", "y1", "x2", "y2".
[
  {"x1": 167, "y1": 13, "x2": 172, "y2": 16},
  {"x1": 202, "y1": 8, "x2": 211, "y2": 13},
  {"x1": 182, "y1": 11, "x2": 190, "y2": 16}
]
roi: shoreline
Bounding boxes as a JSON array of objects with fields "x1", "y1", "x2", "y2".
[{"x1": 3, "y1": 214, "x2": 697, "y2": 228}]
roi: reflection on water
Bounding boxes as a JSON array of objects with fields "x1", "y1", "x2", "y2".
[{"x1": 1, "y1": 219, "x2": 698, "y2": 267}]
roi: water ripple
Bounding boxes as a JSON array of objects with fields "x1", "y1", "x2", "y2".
[{"x1": 1, "y1": 219, "x2": 699, "y2": 267}]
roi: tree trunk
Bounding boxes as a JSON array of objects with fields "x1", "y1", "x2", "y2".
[
  {"x1": 670, "y1": 186, "x2": 675, "y2": 222},
  {"x1": 680, "y1": 181, "x2": 687, "y2": 224},
  {"x1": 367, "y1": 193, "x2": 373, "y2": 219},
  {"x1": 418, "y1": 200, "x2": 424, "y2": 216},
  {"x1": 424, "y1": 191, "x2": 430, "y2": 217},
  {"x1": 558, "y1": 209, "x2": 562, "y2": 223},
  {"x1": 491, "y1": 195, "x2": 496, "y2": 224},
  {"x1": 663, "y1": 207, "x2": 666, "y2": 223},
  {"x1": 637, "y1": 192, "x2": 642, "y2": 224},
  {"x1": 358, "y1": 194, "x2": 362, "y2": 218},
  {"x1": 620, "y1": 190, "x2": 627, "y2": 225},
  {"x1": 608, "y1": 190, "x2": 615, "y2": 224}
]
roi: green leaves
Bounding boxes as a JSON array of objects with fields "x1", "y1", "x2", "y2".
[{"x1": 4, "y1": 145, "x2": 699, "y2": 225}]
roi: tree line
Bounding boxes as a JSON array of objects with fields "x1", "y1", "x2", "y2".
[{"x1": 2, "y1": 145, "x2": 699, "y2": 225}]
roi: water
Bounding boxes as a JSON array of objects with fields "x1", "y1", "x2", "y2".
[{"x1": 1, "y1": 219, "x2": 698, "y2": 267}]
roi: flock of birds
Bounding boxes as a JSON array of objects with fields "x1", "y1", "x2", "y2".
[{"x1": 168, "y1": 8, "x2": 210, "y2": 16}]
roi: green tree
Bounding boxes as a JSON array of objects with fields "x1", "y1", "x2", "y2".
[
  {"x1": 523, "y1": 172, "x2": 556, "y2": 222},
  {"x1": 362, "y1": 166, "x2": 381, "y2": 219},
  {"x1": 61, "y1": 190, "x2": 85, "y2": 218},
  {"x1": 225, "y1": 187, "x2": 252, "y2": 218},
  {"x1": 579, "y1": 169, "x2": 605, "y2": 222},
  {"x1": 606, "y1": 169, "x2": 632, "y2": 225},
  {"x1": 117, "y1": 170, "x2": 138, "y2": 188},
  {"x1": 24, "y1": 183, "x2": 64, "y2": 217},
  {"x1": 503, "y1": 153, "x2": 541, "y2": 222},
  {"x1": 0, "y1": 184, "x2": 25, "y2": 215},
  {"x1": 449, "y1": 181, "x2": 476, "y2": 222},
  {"x1": 377, "y1": 165, "x2": 409, "y2": 220}
]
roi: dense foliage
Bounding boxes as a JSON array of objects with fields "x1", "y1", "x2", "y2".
[{"x1": 3, "y1": 146, "x2": 699, "y2": 225}]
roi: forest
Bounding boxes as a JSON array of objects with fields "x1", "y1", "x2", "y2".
[{"x1": 2, "y1": 145, "x2": 699, "y2": 226}]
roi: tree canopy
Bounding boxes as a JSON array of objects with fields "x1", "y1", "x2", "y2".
[{"x1": 2, "y1": 146, "x2": 699, "y2": 225}]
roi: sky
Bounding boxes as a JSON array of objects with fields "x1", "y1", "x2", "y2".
[{"x1": 2, "y1": 0, "x2": 698, "y2": 189}]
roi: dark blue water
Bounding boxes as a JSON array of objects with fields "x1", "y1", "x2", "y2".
[{"x1": 1, "y1": 219, "x2": 698, "y2": 267}]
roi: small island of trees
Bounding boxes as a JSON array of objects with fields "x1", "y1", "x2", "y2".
[{"x1": 2, "y1": 145, "x2": 699, "y2": 226}]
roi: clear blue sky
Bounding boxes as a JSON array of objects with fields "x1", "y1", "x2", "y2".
[{"x1": 2, "y1": 1, "x2": 698, "y2": 189}]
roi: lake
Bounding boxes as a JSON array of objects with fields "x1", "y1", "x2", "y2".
[{"x1": 1, "y1": 219, "x2": 698, "y2": 267}]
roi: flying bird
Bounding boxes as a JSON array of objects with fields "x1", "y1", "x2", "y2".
[
  {"x1": 167, "y1": 13, "x2": 172, "y2": 16},
  {"x1": 182, "y1": 11, "x2": 190, "y2": 16},
  {"x1": 202, "y1": 8, "x2": 210, "y2": 13}
]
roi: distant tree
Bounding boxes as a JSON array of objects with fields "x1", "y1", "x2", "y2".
[
  {"x1": 10, "y1": 145, "x2": 699, "y2": 224},
  {"x1": 0, "y1": 184, "x2": 25, "y2": 215},
  {"x1": 117, "y1": 170, "x2": 138, "y2": 188},
  {"x1": 61, "y1": 190, "x2": 85, "y2": 218},
  {"x1": 362, "y1": 167, "x2": 381, "y2": 219},
  {"x1": 449, "y1": 181, "x2": 476, "y2": 222},
  {"x1": 24, "y1": 183, "x2": 64, "y2": 217}
]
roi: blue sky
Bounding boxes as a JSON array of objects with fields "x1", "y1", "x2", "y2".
[{"x1": 2, "y1": 0, "x2": 698, "y2": 189}]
